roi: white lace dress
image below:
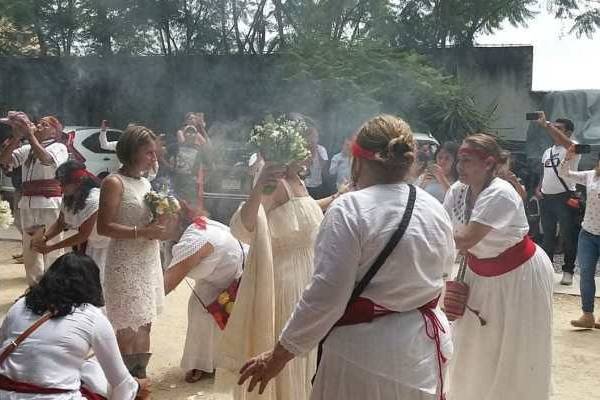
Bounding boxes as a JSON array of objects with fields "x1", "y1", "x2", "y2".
[{"x1": 103, "y1": 174, "x2": 164, "y2": 331}]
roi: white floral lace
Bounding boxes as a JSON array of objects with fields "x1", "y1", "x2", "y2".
[{"x1": 103, "y1": 174, "x2": 164, "y2": 331}]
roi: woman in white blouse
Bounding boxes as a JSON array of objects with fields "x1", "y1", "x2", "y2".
[
  {"x1": 238, "y1": 114, "x2": 455, "y2": 400},
  {"x1": 443, "y1": 134, "x2": 554, "y2": 400},
  {"x1": 164, "y1": 212, "x2": 246, "y2": 383},
  {"x1": 0, "y1": 253, "x2": 149, "y2": 399},
  {"x1": 560, "y1": 145, "x2": 600, "y2": 328},
  {"x1": 31, "y1": 161, "x2": 110, "y2": 284}
]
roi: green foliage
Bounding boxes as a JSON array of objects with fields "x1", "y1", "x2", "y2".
[
  {"x1": 279, "y1": 40, "x2": 495, "y2": 141},
  {"x1": 0, "y1": 0, "x2": 539, "y2": 55},
  {"x1": 551, "y1": 0, "x2": 600, "y2": 37}
]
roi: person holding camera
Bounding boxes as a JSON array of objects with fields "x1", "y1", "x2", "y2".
[
  {"x1": 0, "y1": 112, "x2": 68, "y2": 286},
  {"x1": 559, "y1": 145, "x2": 600, "y2": 328},
  {"x1": 535, "y1": 112, "x2": 580, "y2": 285}
]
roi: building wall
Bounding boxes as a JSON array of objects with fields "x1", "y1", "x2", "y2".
[{"x1": 432, "y1": 46, "x2": 540, "y2": 142}]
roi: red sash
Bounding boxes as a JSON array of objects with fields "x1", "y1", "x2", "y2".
[
  {"x1": 0, "y1": 375, "x2": 106, "y2": 399},
  {"x1": 0, "y1": 374, "x2": 70, "y2": 394},
  {"x1": 334, "y1": 296, "x2": 447, "y2": 400},
  {"x1": 467, "y1": 235, "x2": 536, "y2": 277},
  {"x1": 22, "y1": 179, "x2": 63, "y2": 198}
]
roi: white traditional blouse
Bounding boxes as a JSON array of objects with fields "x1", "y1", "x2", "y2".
[
  {"x1": 443, "y1": 178, "x2": 529, "y2": 259},
  {"x1": 61, "y1": 188, "x2": 109, "y2": 249},
  {"x1": 0, "y1": 298, "x2": 138, "y2": 399},
  {"x1": 279, "y1": 183, "x2": 455, "y2": 356}
]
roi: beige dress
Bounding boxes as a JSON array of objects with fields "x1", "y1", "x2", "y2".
[{"x1": 217, "y1": 182, "x2": 323, "y2": 400}]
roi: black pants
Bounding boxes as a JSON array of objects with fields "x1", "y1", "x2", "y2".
[
  {"x1": 540, "y1": 192, "x2": 580, "y2": 273},
  {"x1": 307, "y1": 185, "x2": 329, "y2": 200}
]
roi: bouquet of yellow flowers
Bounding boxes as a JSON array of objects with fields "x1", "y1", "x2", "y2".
[
  {"x1": 144, "y1": 191, "x2": 181, "y2": 221},
  {"x1": 0, "y1": 200, "x2": 14, "y2": 229}
]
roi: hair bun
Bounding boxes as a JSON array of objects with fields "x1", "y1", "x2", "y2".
[{"x1": 387, "y1": 137, "x2": 412, "y2": 160}]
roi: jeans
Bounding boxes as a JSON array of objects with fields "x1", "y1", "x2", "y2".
[
  {"x1": 577, "y1": 229, "x2": 599, "y2": 313},
  {"x1": 540, "y1": 192, "x2": 580, "y2": 273}
]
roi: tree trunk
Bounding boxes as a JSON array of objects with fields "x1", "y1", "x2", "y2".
[{"x1": 273, "y1": 0, "x2": 286, "y2": 48}]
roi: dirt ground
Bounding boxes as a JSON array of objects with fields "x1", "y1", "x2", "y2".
[{"x1": 0, "y1": 239, "x2": 599, "y2": 400}]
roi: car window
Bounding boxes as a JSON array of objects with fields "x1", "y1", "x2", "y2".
[{"x1": 81, "y1": 130, "x2": 121, "y2": 154}]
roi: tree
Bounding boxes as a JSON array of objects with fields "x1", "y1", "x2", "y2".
[{"x1": 550, "y1": 0, "x2": 600, "y2": 37}]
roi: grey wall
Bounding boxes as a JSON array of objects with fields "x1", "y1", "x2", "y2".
[
  {"x1": 433, "y1": 46, "x2": 541, "y2": 143},
  {"x1": 0, "y1": 48, "x2": 540, "y2": 151}
]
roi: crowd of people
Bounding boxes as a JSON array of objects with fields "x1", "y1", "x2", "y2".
[{"x1": 0, "y1": 108, "x2": 593, "y2": 400}]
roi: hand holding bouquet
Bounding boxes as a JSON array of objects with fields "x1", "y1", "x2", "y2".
[
  {"x1": 249, "y1": 116, "x2": 311, "y2": 194},
  {"x1": 144, "y1": 191, "x2": 181, "y2": 221}
]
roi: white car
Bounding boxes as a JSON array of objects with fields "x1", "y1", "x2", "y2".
[{"x1": 64, "y1": 126, "x2": 122, "y2": 179}]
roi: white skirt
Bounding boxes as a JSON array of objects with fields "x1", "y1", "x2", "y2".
[
  {"x1": 181, "y1": 292, "x2": 221, "y2": 372},
  {"x1": 311, "y1": 308, "x2": 452, "y2": 400},
  {"x1": 85, "y1": 245, "x2": 108, "y2": 286},
  {"x1": 447, "y1": 246, "x2": 554, "y2": 400}
]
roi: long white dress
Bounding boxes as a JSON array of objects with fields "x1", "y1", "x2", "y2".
[
  {"x1": 0, "y1": 298, "x2": 138, "y2": 400},
  {"x1": 279, "y1": 183, "x2": 455, "y2": 400},
  {"x1": 61, "y1": 188, "x2": 110, "y2": 284},
  {"x1": 103, "y1": 173, "x2": 164, "y2": 331},
  {"x1": 443, "y1": 178, "x2": 554, "y2": 400},
  {"x1": 217, "y1": 188, "x2": 323, "y2": 400},
  {"x1": 168, "y1": 220, "x2": 245, "y2": 372}
]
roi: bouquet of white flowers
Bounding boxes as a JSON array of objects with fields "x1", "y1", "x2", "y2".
[
  {"x1": 144, "y1": 191, "x2": 181, "y2": 221},
  {"x1": 0, "y1": 200, "x2": 14, "y2": 229},
  {"x1": 249, "y1": 115, "x2": 311, "y2": 193}
]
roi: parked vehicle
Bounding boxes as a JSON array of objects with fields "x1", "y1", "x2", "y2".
[{"x1": 64, "y1": 126, "x2": 123, "y2": 179}]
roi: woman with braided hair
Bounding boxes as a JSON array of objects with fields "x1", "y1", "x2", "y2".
[
  {"x1": 32, "y1": 161, "x2": 110, "y2": 285},
  {"x1": 237, "y1": 115, "x2": 454, "y2": 400},
  {"x1": 443, "y1": 133, "x2": 554, "y2": 400}
]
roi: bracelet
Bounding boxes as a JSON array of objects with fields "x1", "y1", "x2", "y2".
[{"x1": 133, "y1": 226, "x2": 138, "y2": 240}]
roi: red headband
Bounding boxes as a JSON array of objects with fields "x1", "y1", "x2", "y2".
[
  {"x1": 458, "y1": 147, "x2": 496, "y2": 162},
  {"x1": 352, "y1": 141, "x2": 378, "y2": 160},
  {"x1": 65, "y1": 169, "x2": 98, "y2": 185}
]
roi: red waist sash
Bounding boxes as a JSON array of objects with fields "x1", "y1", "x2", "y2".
[
  {"x1": 0, "y1": 375, "x2": 106, "y2": 399},
  {"x1": 334, "y1": 296, "x2": 447, "y2": 400},
  {"x1": 22, "y1": 179, "x2": 63, "y2": 198},
  {"x1": 467, "y1": 235, "x2": 536, "y2": 277},
  {"x1": 0, "y1": 374, "x2": 70, "y2": 395}
]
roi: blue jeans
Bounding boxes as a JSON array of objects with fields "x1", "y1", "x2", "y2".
[{"x1": 577, "y1": 229, "x2": 600, "y2": 313}]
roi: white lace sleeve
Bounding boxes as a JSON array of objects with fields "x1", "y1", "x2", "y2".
[{"x1": 168, "y1": 225, "x2": 209, "y2": 270}]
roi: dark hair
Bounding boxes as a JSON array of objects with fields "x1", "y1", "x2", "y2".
[
  {"x1": 55, "y1": 160, "x2": 100, "y2": 214},
  {"x1": 435, "y1": 141, "x2": 459, "y2": 181},
  {"x1": 555, "y1": 118, "x2": 575, "y2": 133},
  {"x1": 25, "y1": 253, "x2": 104, "y2": 317},
  {"x1": 116, "y1": 125, "x2": 157, "y2": 167}
]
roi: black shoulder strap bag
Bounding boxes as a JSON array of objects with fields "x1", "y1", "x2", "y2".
[
  {"x1": 313, "y1": 184, "x2": 416, "y2": 382},
  {"x1": 549, "y1": 148, "x2": 583, "y2": 211}
]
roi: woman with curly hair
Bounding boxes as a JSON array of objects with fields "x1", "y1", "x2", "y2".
[
  {"x1": 31, "y1": 161, "x2": 110, "y2": 284},
  {"x1": 0, "y1": 253, "x2": 150, "y2": 399}
]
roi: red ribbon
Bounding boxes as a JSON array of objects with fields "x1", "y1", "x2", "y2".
[
  {"x1": 351, "y1": 141, "x2": 378, "y2": 160},
  {"x1": 193, "y1": 216, "x2": 207, "y2": 230},
  {"x1": 65, "y1": 169, "x2": 99, "y2": 185}
]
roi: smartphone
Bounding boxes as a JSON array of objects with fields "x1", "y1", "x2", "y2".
[
  {"x1": 574, "y1": 144, "x2": 591, "y2": 154},
  {"x1": 526, "y1": 112, "x2": 541, "y2": 121}
]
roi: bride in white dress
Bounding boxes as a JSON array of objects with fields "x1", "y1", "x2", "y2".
[
  {"x1": 217, "y1": 160, "x2": 323, "y2": 400},
  {"x1": 97, "y1": 125, "x2": 172, "y2": 379}
]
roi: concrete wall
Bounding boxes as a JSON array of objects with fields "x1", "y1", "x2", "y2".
[{"x1": 433, "y1": 46, "x2": 541, "y2": 142}]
